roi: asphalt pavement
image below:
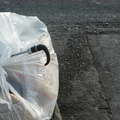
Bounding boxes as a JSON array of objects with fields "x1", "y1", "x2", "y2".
[{"x1": 1, "y1": 0, "x2": 120, "y2": 120}]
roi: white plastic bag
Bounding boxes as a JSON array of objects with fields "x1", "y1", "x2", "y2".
[{"x1": 0, "y1": 12, "x2": 59, "y2": 120}]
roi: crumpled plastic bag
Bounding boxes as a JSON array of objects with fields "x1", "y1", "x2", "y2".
[{"x1": 0, "y1": 12, "x2": 59, "y2": 120}]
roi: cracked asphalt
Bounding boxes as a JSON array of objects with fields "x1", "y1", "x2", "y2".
[{"x1": 1, "y1": 0, "x2": 120, "y2": 120}]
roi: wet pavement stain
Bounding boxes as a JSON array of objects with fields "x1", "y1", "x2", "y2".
[{"x1": 50, "y1": 26, "x2": 112, "y2": 119}]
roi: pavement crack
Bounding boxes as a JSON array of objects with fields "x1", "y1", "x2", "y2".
[
  {"x1": 86, "y1": 35, "x2": 113, "y2": 120},
  {"x1": 99, "y1": 92, "x2": 112, "y2": 119}
]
